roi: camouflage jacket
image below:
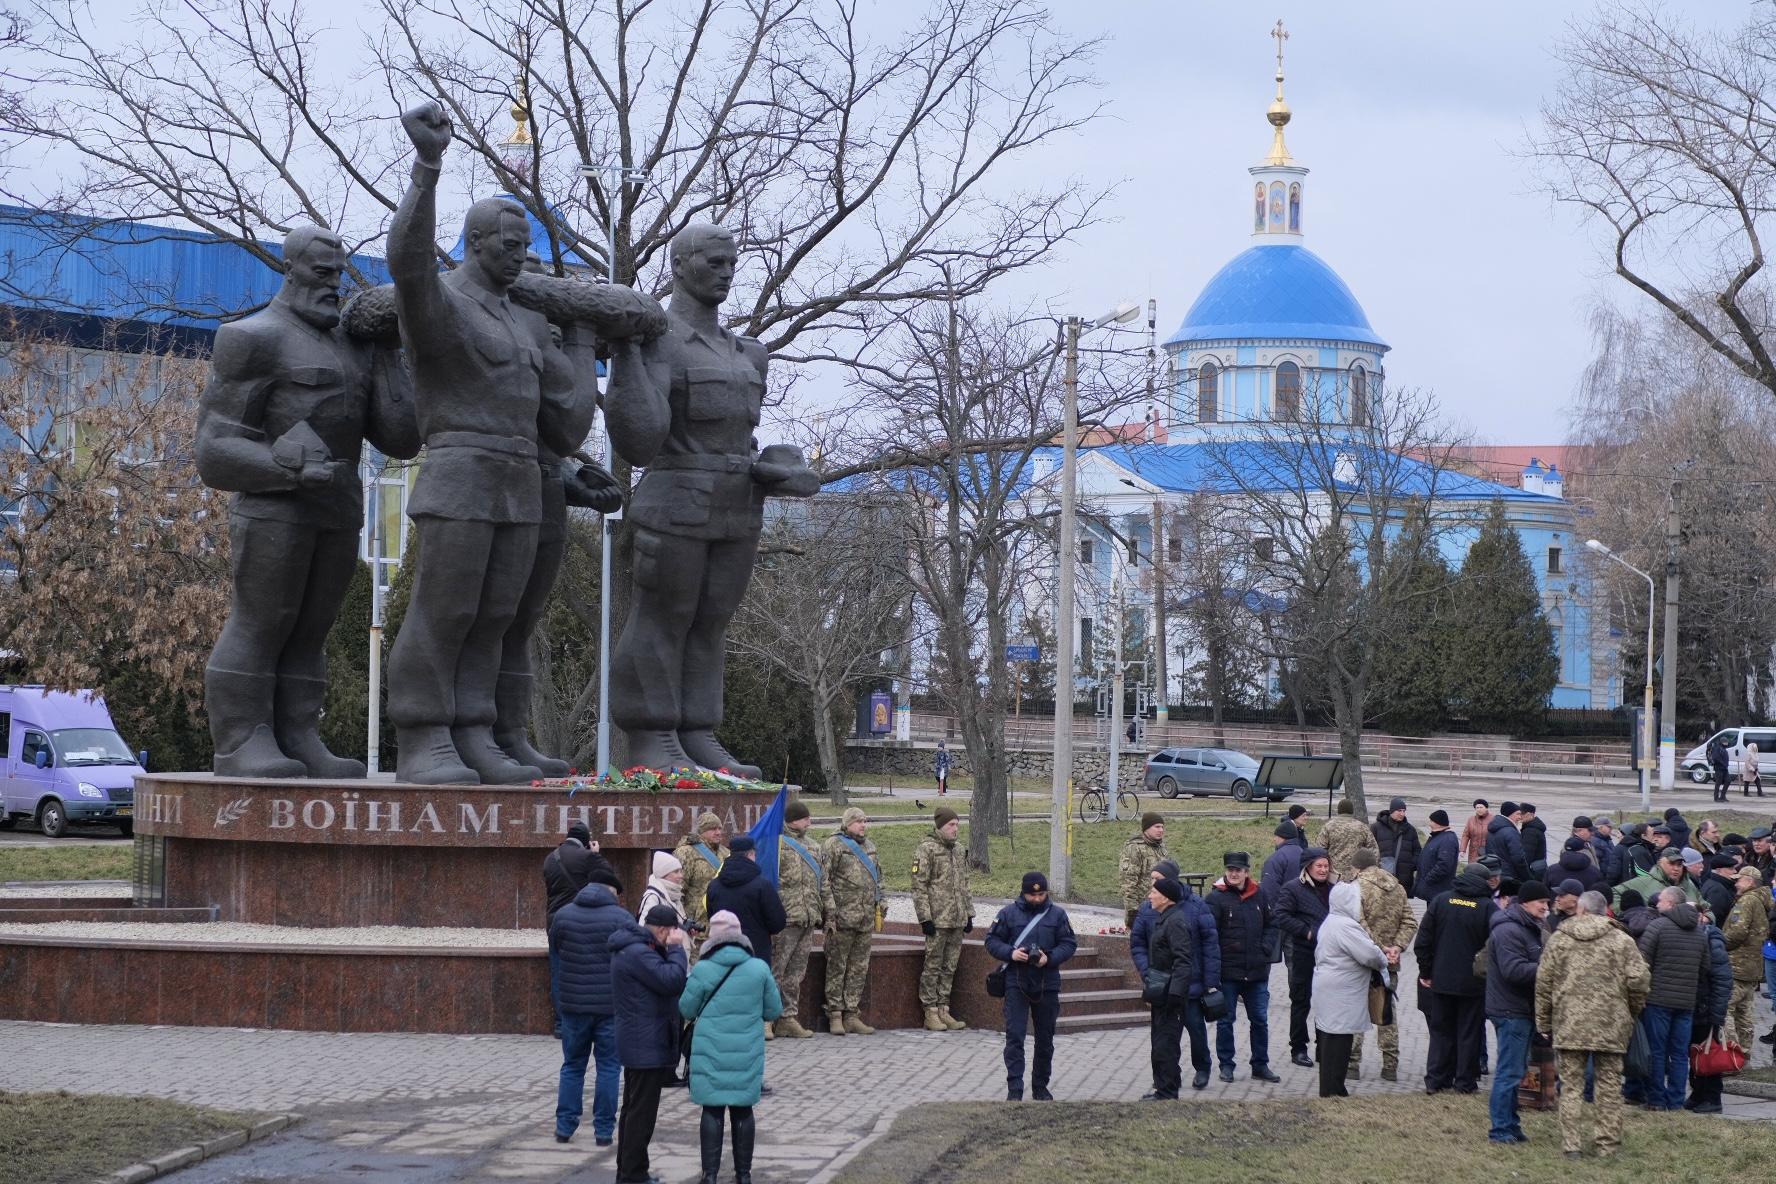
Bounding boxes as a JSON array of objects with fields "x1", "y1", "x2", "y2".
[
  {"x1": 1316, "y1": 817, "x2": 1379, "y2": 883},
  {"x1": 1354, "y1": 865, "x2": 1418, "y2": 950},
  {"x1": 1533, "y1": 913, "x2": 1650, "y2": 1052},
  {"x1": 912, "y1": 829, "x2": 973, "y2": 929},
  {"x1": 1722, "y1": 887, "x2": 1771, "y2": 982},
  {"x1": 778, "y1": 830, "x2": 825, "y2": 929},
  {"x1": 673, "y1": 836, "x2": 727, "y2": 923},
  {"x1": 1119, "y1": 835, "x2": 1171, "y2": 911},
  {"x1": 821, "y1": 831, "x2": 883, "y2": 931}
]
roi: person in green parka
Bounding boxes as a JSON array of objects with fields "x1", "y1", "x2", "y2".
[{"x1": 679, "y1": 909, "x2": 783, "y2": 1184}]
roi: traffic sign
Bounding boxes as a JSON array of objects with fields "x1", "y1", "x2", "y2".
[{"x1": 1005, "y1": 645, "x2": 1040, "y2": 662}]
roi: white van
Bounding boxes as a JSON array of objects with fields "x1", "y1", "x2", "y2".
[{"x1": 1681, "y1": 726, "x2": 1776, "y2": 785}]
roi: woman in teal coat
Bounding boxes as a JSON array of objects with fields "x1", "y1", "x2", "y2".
[{"x1": 679, "y1": 909, "x2": 783, "y2": 1184}]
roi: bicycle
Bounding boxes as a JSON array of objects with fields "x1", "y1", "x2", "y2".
[{"x1": 1077, "y1": 783, "x2": 1139, "y2": 824}]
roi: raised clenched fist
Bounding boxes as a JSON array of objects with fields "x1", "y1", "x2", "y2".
[{"x1": 401, "y1": 100, "x2": 453, "y2": 165}]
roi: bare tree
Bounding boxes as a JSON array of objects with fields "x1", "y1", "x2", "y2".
[
  {"x1": 1198, "y1": 385, "x2": 1466, "y2": 815},
  {"x1": 1165, "y1": 492, "x2": 1268, "y2": 743},
  {"x1": 728, "y1": 494, "x2": 915, "y2": 805},
  {"x1": 1530, "y1": 4, "x2": 1776, "y2": 401}
]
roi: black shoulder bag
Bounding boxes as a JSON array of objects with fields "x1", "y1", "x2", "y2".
[{"x1": 986, "y1": 909, "x2": 1051, "y2": 998}]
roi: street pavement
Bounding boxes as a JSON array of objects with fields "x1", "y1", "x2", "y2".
[{"x1": 14, "y1": 911, "x2": 1776, "y2": 1183}]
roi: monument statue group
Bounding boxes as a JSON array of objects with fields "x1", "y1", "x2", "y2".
[{"x1": 196, "y1": 100, "x2": 818, "y2": 787}]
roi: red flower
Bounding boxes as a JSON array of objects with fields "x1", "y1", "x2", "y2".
[{"x1": 676, "y1": 778, "x2": 700, "y2": 789}]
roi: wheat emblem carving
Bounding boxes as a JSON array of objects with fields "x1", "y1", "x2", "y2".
[{"x1": 214, "y1": 797, "x2": 254, "y2": 827}]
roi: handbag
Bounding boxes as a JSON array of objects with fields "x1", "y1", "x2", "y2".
[
  {"x1": 1367, "y1": 970, "x2": 1395, "y2": 1026},
  {"x1": 986, "y1": 908, "x2": 1051, "y2": 999},
  {"x1": 1625, "y1": 1017, "x2": 1651, "y2": 1079},
  {"x1": 1198, "y1": 986, "x2": 1229, "y2": 1022},
  {"x1": 1141, "y1": 969, "x2": 1170, "y2": 1005},
  {"x1": 1690, "y1": 1033, "x2": 1749, "y2": 1077},
  {"x1": 686, "y1": 961, "x2": 742, "y2": 1056}
]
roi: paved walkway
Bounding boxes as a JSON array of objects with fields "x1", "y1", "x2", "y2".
[{"x1": 13, "y1": 924, "x2": 1776, "y2": 1183}]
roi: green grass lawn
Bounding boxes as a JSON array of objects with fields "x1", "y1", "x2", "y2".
[
  {"x1": 0, "y1": 845, "x2": 132, "y2": 883},
  {"x1": 862, "y1": 814, "x2": 1281, "y2": 907},
  {"x1": 0, "y1": 1091, "x2": 262, "y2": 1184},
  {"x1": 833, "y1": 1095, "x2": 1771, "y2": 1184}
]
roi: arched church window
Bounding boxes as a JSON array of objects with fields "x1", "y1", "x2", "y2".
[
  {"x1": 1198, "y1": 363, "x2": 1218, "y2": 423},
  {"x1": 1275, "y1": 361, "x2": 1300, "y2": 421},
  {"x1": 1350, "y1": 365, "x2": 1367, "y2": 426},
  {"x1": 1288, "y1": 184, "x2": 1301, "y2": 232},
  {"x1": 1268, "y1": 182, "x2": 1286, "y2": 231},
  {"x1": 1254, "y1": 183, "x2": 1266, "y2": 233}
]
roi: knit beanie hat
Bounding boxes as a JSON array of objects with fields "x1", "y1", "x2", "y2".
[
  {"x1": 1557, "y1": 879, "x2": 1584, "y2": 898},
  {"x1": 841, "y1": 807, "x2": 868, "y2": 829},
  {"x1": 934, "y1": 806, "x2": 959, "y2": 828},
  {"x1": 1274, "y1": 820, "x2": 1300, "y2": 840},
  {"x1": 1154, "y1": 859, "x2": 1181, "y2": 880},
  {"x1": 785, "y1": 799, "x2": 811, "y2": 824},
  {"x1": 1564, "y1": 836, "x2": 1588, "y2": 852},
  {"x1": 567, "y1": 822, "x2": 592, "y2": 844},
  {"x1": 1428, "y1": 809, "x2": 1450, "y2": 827},
  {"x1": 1021, "y1": 871, "x2": 1049, "y2": 894},
  {"x1": 1336, "y1": 798, "x2": 1354, "y2": 815},
  {"x1": 1389, "y1": 797, "x2": 1407, "y2": 812},
  {"x1": 1517, "y1": 881, "x2": 1551, "y2": 903},
  {"x1": 1154, "y1": 878, "x2": 1183, "y2": 902},
  {"x1": 1573, "y1": 815, "x2": 1594, "y2": 830},
  {"x1": 728, "y1": 835, "x2": 756, "y2": 855},
  {"x1": 705, "y1": 910, "x2": 743, "y2": 946},
  {"x1": 652, "y1": 850, "x2": 682, "y2": 879},
  {"x1": 696, "y1": 812, "x2": 723, "y2": 836},
  {"x1": 1351, "y1": 847, "x2": 1379, "y2": 869},
  {"x1": 1140, "y1": 812, "x2": 1164, "y2": 831}
]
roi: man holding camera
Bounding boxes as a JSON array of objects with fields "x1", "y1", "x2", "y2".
[{"x1": 985, "y1": 872, "x2": 1077, "y2": 1101}]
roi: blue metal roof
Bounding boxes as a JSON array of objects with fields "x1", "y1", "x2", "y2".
[
  {"x1": 0, "y1": 204, "x2": 396, "y2": 351},
  {"x1": 1167, "y1": 244, "x2": 1387, "y2": 350}
]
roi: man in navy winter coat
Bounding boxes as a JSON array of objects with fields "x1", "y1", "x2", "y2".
[
  {"x1": 1417, "y1": 810, "x2": 1460, "y2": 902},
  {"x1": 610, "y1": 907, "x2": 691, "y2": 1184},
  {"x1": 1208, "y1": 851, "x2": 1281, "y2": 1083},
  {"x1": 549, "y1": 874, "x2": 630, "y2": 1144},
  {"x1": 985, "y1": 872, "x2": 1077, "y2": 1101},
  {"x1": 1129, "y1": 859, "x2": 1181, "y2": 977},
  {"x1": 1485, "y1": 880, "x2": 1547, "y2": 1144},
  {"x1": 1486, "y1": 803, "x2": 1531, "y2": 883},
  {"x1": 704, "y1": 834, "x2": 787, "y2": 964}
]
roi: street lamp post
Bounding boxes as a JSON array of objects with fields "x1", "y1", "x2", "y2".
[
  {"x1": 1587, "y1": 539, "x2": 1654, "y2": 812},
  {"x1": 1049, "y1": 301, "x2": 1140, "y2": 901},
  {"x1": 580, "y1": 161, "x2": 649, "y2": 778}
]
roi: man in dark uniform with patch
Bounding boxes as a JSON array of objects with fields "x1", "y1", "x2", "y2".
[
  {"x1": 605, "y1": 222, "x2": 817, "y2": 774},
  {"x1": 197, "y1": 224, "x2": 421, "y2": 778}
]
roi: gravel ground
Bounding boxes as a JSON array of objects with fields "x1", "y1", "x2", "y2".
[{"x1": 0, "y1": 881, "x2": 130, "y2": 898}]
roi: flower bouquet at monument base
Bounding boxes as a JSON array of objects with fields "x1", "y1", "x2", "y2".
[{"x1": 539, "y1": 764, "x2": 782, "y2": 794}]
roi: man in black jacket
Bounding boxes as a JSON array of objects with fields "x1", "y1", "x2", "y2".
[
  {"x1": 1417, "y1": 810, "x2": 1459, "y2": 902},
  {"x1": 544, "y1": 823, "x2": 616, "y2": 922},
  {"x1": 1273, "y1": 847, "x2": 1333, "y2": 1068},
  {"x1": 610, "y1": 907, "x2": 690, "y2": 1184},
  {"x1": 985, "y1": 872, "x2": 1077, "y2": 1101},
  {"x1": 1638, "y1": 888, "x2": 1709, "y2": 1110},
  {"x1": 1519, "y1": 803, "x2": 1548, "y2": 877},
  {"x1": 1663, "y1": 808, "x2": 1693, "y2": 855},
  {"x1": 1208, "y1": 852, "x2": 1280, "y2": 1083},
  {"x1": 1485, "y1": 880, "x2": 1547, "y2": 1144},
  {"x1": 1372, "y1": 798, "x2": 1422, "y2": 897},
  {"x1": 1486, "y1": 804, "x2": 1531, "y2": 883},
  {"x1": 1699, "y1": 854, "x2": 1738, "y2": 925},
  {"x1": 1415, "y1": 865, "x2": 1496, "y2": 1094},
  {"x1": 1140, "y1": 878, "x2": 1194, "y2": 1100},
  {"x1": 704, "y1": 835, "x2": 787, "y2": 964},
  {"x1": 550, "y1": 877, "x2": 631, "y2": 1146}
]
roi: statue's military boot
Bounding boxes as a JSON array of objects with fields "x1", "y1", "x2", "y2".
[
  {"x1": 940, "y1": 1006, "x2": 967, "y2": 1031},
  {"x1": 208, "y1": 669, "x2": 306, "y2": 779},
  {"x1": 453, "y1": 726, "x2": 542, "y2": 784},
  {"x1": 678, "y1": 728, "x2": 762, "y2": 779},
  {"x1": 274, "y1": 675, "x2": 366, "y2": 779},
  {"x1": 395, "y1": 726, "x2": 479, "y2": 785},
  {"x1": 493, "y1": 672, "x2": 570, "y2": 777},
  {"x1": 627, "y1": 729, "x2": 698, "y2": 772}
]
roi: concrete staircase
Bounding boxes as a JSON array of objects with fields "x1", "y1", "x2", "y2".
[{"x1": 1054, "y1": 944, "x2": 1147, "y2": 1032}]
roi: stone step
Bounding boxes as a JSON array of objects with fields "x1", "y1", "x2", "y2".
[
  {"x1": 1055, "y1": 1009, "x2": 1150, "y2": 1032},
  {"x1": 1056, "y1": 987, "x2": 1148, "y2": 1017},
  {"x1": 1058, "y1": 966, "x2": 1130, "y2": 987}
]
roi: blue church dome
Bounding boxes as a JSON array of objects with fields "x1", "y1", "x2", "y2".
[{"x1": 1168, "y1": 244, "x2": 1386, "y2": 350}]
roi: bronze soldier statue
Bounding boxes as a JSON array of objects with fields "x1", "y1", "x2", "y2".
[
  {"x1": 197, "y1": 225, "x2": 421, "y2": 779},
  {"x1": 606, "y1": 222, "x2": 818, "y2": 776}
]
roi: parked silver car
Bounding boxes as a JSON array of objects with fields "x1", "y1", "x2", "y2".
[{"x1": 1144, "y1": 747, "x2": 1274, "y2": 802}]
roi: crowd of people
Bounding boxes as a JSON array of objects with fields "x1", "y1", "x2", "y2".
[{"x1": 539, "y1": 790, "x2": 1776, "y2": 1173}]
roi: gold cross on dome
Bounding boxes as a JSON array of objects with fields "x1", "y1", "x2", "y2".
[{"x1": 1272, "y1": 19, "x2": 1288, "y2": 79}]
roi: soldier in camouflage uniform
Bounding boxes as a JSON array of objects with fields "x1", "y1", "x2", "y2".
[
  {"x1": 913, "y1": 806, "x2": 974, "y2": 1032},
  {"x1": 822, "y1": 807, "x2": 883, "y2": 1035},
  {"x1": 1720, "y1": 863, "x2": 1770, "y2": 1048},
  {"x1": 1119, "y1": 813, "x2": 1171, "y2": 927},
  {"x1": 673, "y1": 812, "x2": 727, "y2": 959},
  {"x1": 1348, "y1": 847, "x2": 1418, "y2": 1081},
  {"x1": 772, "y1": 799, "x2": 823, "y2": 1037},
  {"x1": 1534, "y1": 891, "x2": 1649, "y2": 1158},
  {"x1": 1316, "y1": 798, "x2": 1379, "y2": 883}
]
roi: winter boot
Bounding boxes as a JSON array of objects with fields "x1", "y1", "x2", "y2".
[
  {"x1": 698, "y1": 1105, "x2": 723, "y2": 1184},
  {"x1": 764, "y1": 1020, "x2": 775, "y2": 1041},
  {"x1": 274, "y1": 675, "x2": 367, "y2": 779},
  {"x1": 207, "y1": 669, "x2": 306, "y2": 779},
  {"x1": 844, "y1": 1013, "x2": 876, "y2": 1035},
  {"x1": 452, "y1": 725, "x2": 541, "y2": 785},
  {"x1": 625, "y1": 729, "x2": 698, "y2": 772},
  {"x1": 678, "y1": 728, "x2": 762, "y2": 780},
  {"x1": 827, "y1": 1010, "x2": 848, "y2": 1035},
  {"x1": 923, "y1": 1007, "x2": 948, "y2": 1032},
  {"x1": 940, "y1": 1006, "x2": 967, "y2": 1030},
  {"x1": 493, "y1": 672, "x2": 570, "y2": 777},
  {"x1": 732, "y1": 1106, "x2": 755, "y2": 1184},
  {"x1": 1381, "y1": 1056, "x2": 1399, "y2": 1083},
  {"x1": 1761, "y1": 1025, "x2": 1776, "y2": 1046},
  {"x1": 774, "y1": 1016, "x2": 813, "y2": 1039},
  {"x1": 394, "y1": 725, "x2": 479, "y2": 786}
]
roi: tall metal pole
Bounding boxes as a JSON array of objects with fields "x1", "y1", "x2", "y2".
[
  {"x1": 1659, "y1": 481, "x2": 1680, "y2": 792},
  {"x1": 1049, "y1": 316, "x2": 1080, "y2": 900},
  {"x1": 1107, "y1": 565, "x2": 1124, "y2": 821},
  {"x1": 1643, "y1": 574, "x2": 1655, "y2": 812},
  {"x1": 364, "y1": 463, "x2": 383, "y2": 774}
]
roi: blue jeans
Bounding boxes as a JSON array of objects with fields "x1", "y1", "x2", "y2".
[
  {"x1": 1215, "y1": 980, "x2": 1271, "y2": 1069},
  {"x1": 557, "y1": 1012, "x2": 619, "y2": 1140},
  {"x1": 1641, "y1": 1004, "x2": 1692, "y2": 1110},
  {"x1": 1764, "y1": 958, "x2": 1776, "y2": 1001},
  {"x1": 1488, "y1": 1017, "x2": 1532, "y2": 1139}
]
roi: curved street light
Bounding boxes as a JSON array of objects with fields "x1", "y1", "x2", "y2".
[{"x1": 1587, "y1": 538, "x2": 1654, "y2": 811}]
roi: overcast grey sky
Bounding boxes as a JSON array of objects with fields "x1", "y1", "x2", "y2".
[{"x1": 986, "y1": 0, "x2": 1750, "y2": 444}]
